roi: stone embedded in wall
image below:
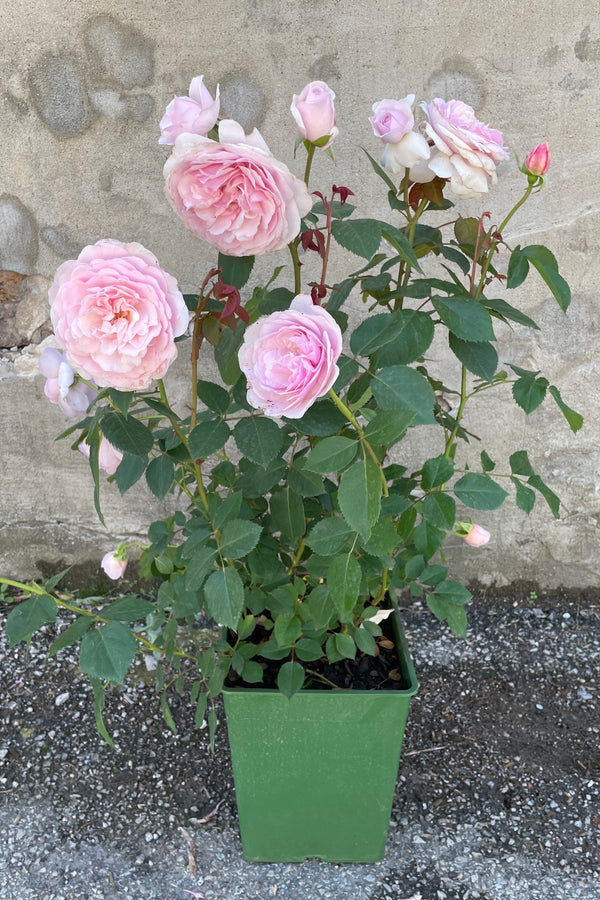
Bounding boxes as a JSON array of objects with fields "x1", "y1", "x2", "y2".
[
  {"x1": 84, "y1": 15, "x2": 154, "y2": 90},
  {"x1": 40, "y1": 225, "x2": 83, "y2": 260},
  {"x1": 89, "y1": 90, "x2": 154, "y2": 122},
  {"x1": 220, "y1": 73, "x2": 264, "y2": 132},
  {"x1": 28, "y1": 53, "x2": 94, "y2": 138},
  {"x1": 426, "y1": 59, "x2": 486, "y2": 111},
  {"x1": 0, "y1": 270, "x2": 51, "y2": 348},
  {"x1": 0, "y1": 195, "x2": 39, "y2": 274}
]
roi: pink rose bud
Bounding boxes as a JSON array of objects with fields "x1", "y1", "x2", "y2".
[
  {"x1": 290, "y1": 81, "x2": 338, "y2": 147},
  {"x1": 238, "y1": 294, "x2": 343, "y2": 418},
  {"x1": 369, "y1": 95, "x2": 415, "y2": 143},
  {"x1": 79, "y1": 435, "x2": 124, "y2": 476},
  {"x1": 38, "y1": 347, "x2": 97, "y2": 418},
  {"x1": 463, "y1": 523, "x2": 491, "y2": 547},
  {"x1": 101, "y1": 549, "x2": 128, "y2": 580},
  {"x1": 159, "y1": 75, "x2": 220, "y2": 145},
  {"x1": 524, "y1": 142, "x2": 551, "y2": 177}
]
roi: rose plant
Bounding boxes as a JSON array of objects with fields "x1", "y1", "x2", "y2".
[{"x1": 2, "y1": 80, "x2": 580, "y2": 746}]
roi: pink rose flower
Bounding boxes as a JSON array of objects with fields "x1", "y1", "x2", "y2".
[
  {"x1": 370, "y1": 96, "x2": 415, "y2": 143},
  {"x1": 463, "y1": 523, "x2": 491, "y2": 547},
  {"x1": 79, "y1": 435, "x2": 123, "y2": 475},
  {"x1": 370, "y1": 96, "x2": 430, "y2": 176},
  {"x1": 159, "y1": 75, "x2": 220, "y2": 145},
  {"x1": 49, "y1": 240, "x2": 189, "y2": 391},
  {"x1": 291, "y1": 81, "x2": 338, "y2": 147},
  {"x1": 524, "y1": 142, "x2": 551, "y2": 177},
  {"x1": 238, "y1": 294, "x2": 343, "y2": 419},
  {"x1": 421, "y1": 99, "x2": 509, "y2": 198},
  {"x1": 101, "y1": 549, "x2": 128, "y2": 580},
  {"x1": 39, "y1": 347, "x2": 97, "y2": 418},
  {"x1": 164, "y1": 120, "x2": 312, "y2": 256}
]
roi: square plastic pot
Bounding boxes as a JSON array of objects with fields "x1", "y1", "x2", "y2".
[{"x1": 223, "y1": 610, "x2": 418, "y2": 862}]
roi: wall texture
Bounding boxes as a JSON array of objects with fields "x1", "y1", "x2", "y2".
[{"x1": 1, "y1": 0, "x2": 599, "y2": 586}]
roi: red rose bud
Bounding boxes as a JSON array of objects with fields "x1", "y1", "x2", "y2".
[{"x1": 524, "y1": 142, "x2": 551, "y2": 177}]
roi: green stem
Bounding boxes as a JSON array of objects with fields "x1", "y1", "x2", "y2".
[
  {"x1": 157, "y1": 379, "x2": 209, "y2": 512},
  {"x1": 327, "y1": 388, "x2": 388, "y2": 497},
  {"x1": 303, "y1": 143, "x2": 316, "y2": 187},
  {"x1": 443, "y1": 365, "x2": 468, "y2": 459},
  {"x1": 288, "y1": 240, "x2": 302, "y2": 294},
  {"x1": 475, "y1": 182, "x2": 534, "y2": 299}
]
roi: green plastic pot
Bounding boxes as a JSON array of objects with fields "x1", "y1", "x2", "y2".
[{"x1": 223, "y1": 610, "x2": 418, "y2": 862}]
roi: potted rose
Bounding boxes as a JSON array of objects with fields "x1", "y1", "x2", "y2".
[{"x1": 2, "y1": 79, "x2": 579, "y2": 862}]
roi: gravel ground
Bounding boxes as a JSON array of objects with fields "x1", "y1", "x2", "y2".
[{"x1": 0, "y1": 584, "x2": 598, "y2": 900}]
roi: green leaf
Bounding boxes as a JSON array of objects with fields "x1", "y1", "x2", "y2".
[
  {"x1": 196, "y1": 380, "x2": 230, "y2": 415},
  {"x1": 217, "y1": 252, "x2": 255, "y2": 289},
  {"x1": 145, "y1": 455, "x2": 174, "y2": 500},
  {"x1": 377, "y1": 311, "x2": 435, "y2": 367},
  {"x1": 115, "y1": 453, "x2": 147, "y2": 494},
  {"x1": 362, "y1": 518, "x2": 401, "y2": 557},
  {"x1": 480, "y1": 450, "x2": 496, "y2": 472},
  {"x1": 327, "y1": 553, "x2": 361, "y2": 619},
  {"x1": 512, "y1": 371, "x2": 548, "y2": 413},
  {"x1": 79, "y1": 621, "x2": 137, "y2": 684},
  {"x1": 380, "y1": 224, "x2": 423, "y2": 272},
  {"x1": 413, "y1": 520, "x2": 445, "y2": 558},
  {"x1": 203, "y1": 567, "x2": 244, "y2": 628},
  {"x1": 306, "y1": 517, "x2": 356, "y2": 555},
  {"x1": 432, "y1": 296, "x2": 495, "y2": 342},
  {"x1": 6, "y1": 594, "x2": 57, "y2": 646},
  {"x1": 270, "y1": 486, "x2": 305, "y2": 544},
  {"x1": 184, "y1": 545, "x2": 218, "y2": 591},
  {"x1": 234, "y1": 416, "x2": 283, "y2": 467},
  {"x1": 274, "y1": 613, "x2": 302, "y2": 648},
  {"x1": 100, "y1": 413, "x2": 153, "y2": 457},
  {"x1": 287, "y1": 459, "x2": 325, "y2": 497},
  {"x1": 214, "y1": 324, "x2": 245, "y2": 385},
  {"x1": 90, "y1": 678, "x2": 115, "y2": 747},
  {"x1": 449, "y1": 334, "x2": 498, "y2": 382},
  {"x1": 421, "y1": 493, "x2": 456, "y2": 529},
  {"x1": 338, "y1": 456, "x2": 382, "y2": 540},
  {"x1": 295, "y1": 638, "x2": 325, "y2": 661},
  {"x1": 189, "y1": 419, "x2": 230, "y2": 459},
  {"x1": 102, "y1": 596, "x2": 154, "y2": 622},
  {"x1": 277, "y1": 660, "x2": 305, "y2": 698},
  {"x1": 522, "y1": 245, "x2": 571, "y2": 311},
  {"x1": 506, "y1": 246, "x2": 530, "y2": 289},
  {"x1": 287, "y1": 398, "x2": 347, "y2": 436},
  {"x1": 47, "y1": 615, "x2": 94, "y2": 657},
  {"x1": 331, "y1": 218, "x2": 382, "y2": 260},
  {"x1": 372, "y1": 365, "x2": 436, "y2": 425},
  {"x1": 427, "y1": 580, "x2": 472, "y2": 637},
  {"x1": 302, "y1": 583, "x2": 333, "y2": 631},
  {"x1": 483, "y1": 297, "x2": 540, "y2": 331},
  {"x1": 422, "y1": 455, "x2": 454, "y2": 490},
  {"x1": 333, "y1": 632, "x2": 356, "y2": 660},
  {"x1": 354, "y1": 626, "x2": 376, "y2": 655},
  {"x1": 548, "y1": 385, "x2": 583, "y2": 433},
  {"x1": 241, "y1": 660, "x2": 264, "y2": 683},
  {"x1": 304, "y1": 436, "x2": 358, "y2": 473},
  {"x1": 528, "y1": 474, "x2": 560, "y2": 518},
  {"x1": 454, "y1": 216, "x2": 479, "y2": 248},
  {"x1": 512, "y1": 476, "x2": 536, "y2": 514},
  {"x1": 454, "y1": 473, "x2": 508, "y2": 510},
  {"x1": 351, "y1": 309, "x2": 433, "y2": 364},
  {"x1": 363, "y1": 410, "x2": 414, "y2": 448},
  {"x1": 363, "y1": 148, "x2": 398, "y2": 192},
  {"x1": 509, "y1": 450, "x2": 535, "y2": 477},
  {"x1": 220, "y1": 519, "x2": 263, "y2": 559}
]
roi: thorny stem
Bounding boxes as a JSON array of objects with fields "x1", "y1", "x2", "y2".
[{"x1": 157, "y1": 379, "x2": 209, "y2": 512}]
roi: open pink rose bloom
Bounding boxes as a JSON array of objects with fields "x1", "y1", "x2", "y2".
[
  {"x1": 421, "y1": 99, "x2": 509, "y2": 198},
  {"x1": 238, "y1": 294, "x2": 343, "y2": 419},
  {"x1": 49, "y1": 239, "x2": 189, "y2": 392},
  {"x1": 159, "y1": 75, "x2": 220, "y2": 145},
  {"x1": 163, "y1": 120, "x2": 312, "y2": 256}
]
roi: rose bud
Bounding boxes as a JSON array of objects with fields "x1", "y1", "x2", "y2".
[
  {"x1": 524, "y1": 142, "x2": 551, "y2": 177},
  {"x1": 101, "y1": 548, "x2": 128, "y2": 580},
  {"x1": 463, "y1": 523, "x2": 491, "y2": 547},
  {"x1": 291, "y1": 81, "x2": 338, "y2": 147}
]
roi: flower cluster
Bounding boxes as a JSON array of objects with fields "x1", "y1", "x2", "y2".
[{"x1": 2, "y1": 78, "x2": 578, "y2": 745}]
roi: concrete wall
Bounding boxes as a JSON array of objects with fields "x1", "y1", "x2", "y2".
[{"x1": 1, "y1": 0, "x2": 599, "y2": 586}]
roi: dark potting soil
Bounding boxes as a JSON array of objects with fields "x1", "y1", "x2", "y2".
[{"x1": 225, "y1": 618, "x2": 409, "y2": 691}]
